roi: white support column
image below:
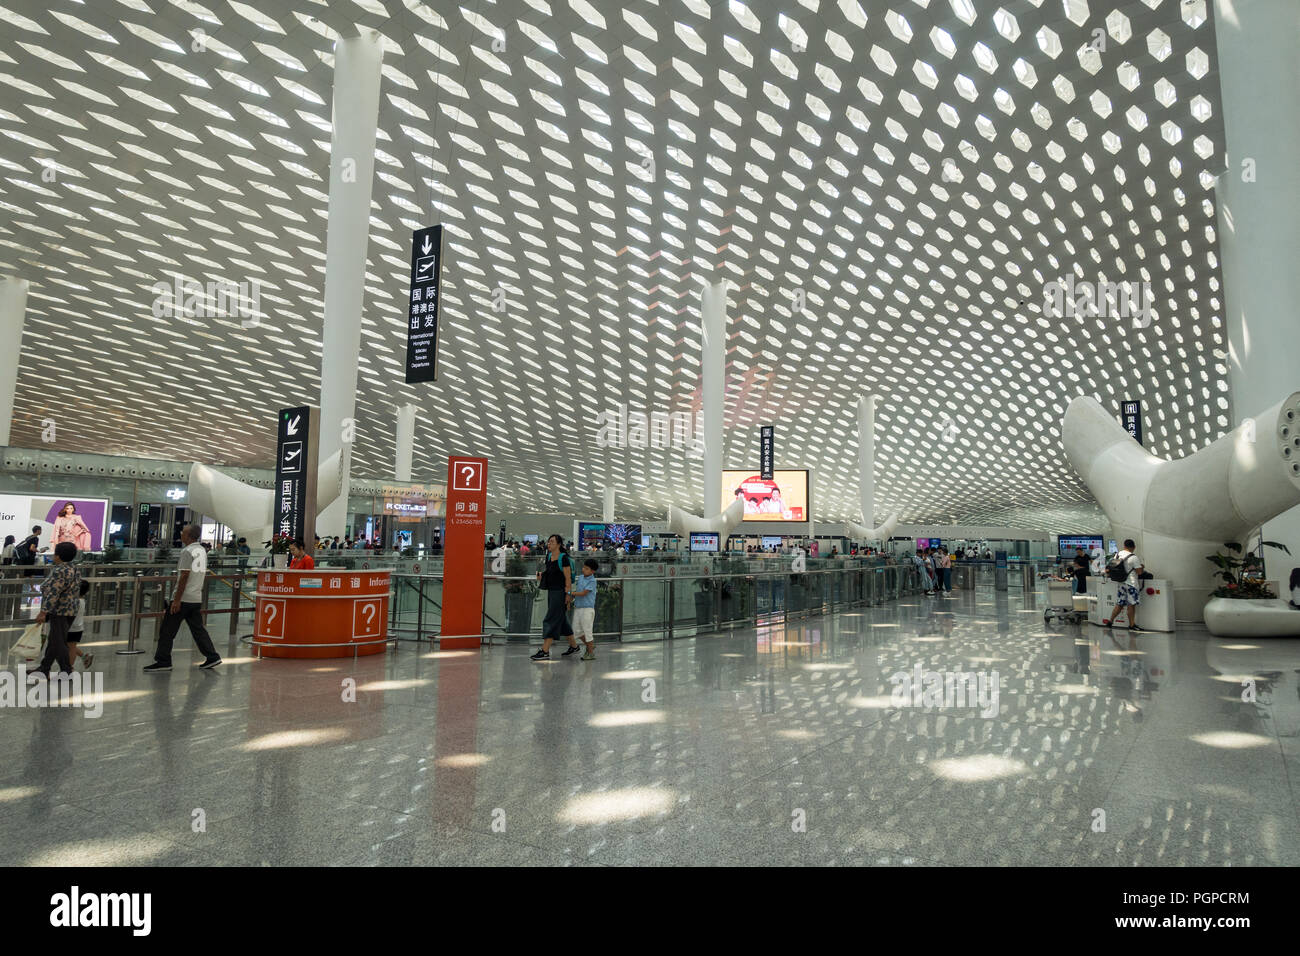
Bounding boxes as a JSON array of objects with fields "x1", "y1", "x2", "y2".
[
  {"x1": 1214, "y1": 0, "x2": 1300, "y2": 562},
  {"x1": 0, "y1": 276, "x2": 29, "y2": 446},
  {"x1": 858, "y1": 395, "x2": 876, "y2": 527},
  {"x1": 700, "y1": 280, "x2": 727, "y2": 515},
  {"x1": 602, "y1": 486, "x2": 615, "y2": 522},
  {"x1": 394, "y1": 403, "x2": 416, "y2": 482},
  {"x1": 316, "y1": 29, "x2": 384, "y2": 537}
]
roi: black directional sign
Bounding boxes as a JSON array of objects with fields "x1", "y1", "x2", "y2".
[
  {"x1": 760, "y1": 425, "x2": 775, "y2": 480},
  {"x1": 274, "y1": 405, "x2": 319, "y2": 544},
  {"x1": 1121, "y1": 400, "x2": 1143, "y2": 446},
  {"x1": 405, "y1": 225, "x2": 443, "y2": 384}
]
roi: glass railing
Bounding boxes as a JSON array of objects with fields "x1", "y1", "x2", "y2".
[{"x1": 0, "y1": 557, "x2": 978, "y2": 651}]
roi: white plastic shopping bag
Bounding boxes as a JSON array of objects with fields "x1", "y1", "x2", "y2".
[{"x1": 10, "y1": 622, "x2": 42, "y2": 661}]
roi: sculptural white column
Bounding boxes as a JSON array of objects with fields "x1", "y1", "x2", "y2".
[
  {"x1": 316, "y1": 29, "x2": 384, "y2": 537},
  {"x1": 668, "y1": 280, "x2": 744, "y2": 537},
  {"x1": 189, "y1": 450, "x2": 345, "y2": 547},
  {"x1": 1063, "y1": 391, "x2": 1300, "y2": 621},
  {"x1": 395, "y1": 404, "x2": 416, "y2": 482},
  {"x1": 0, "y1": 276, "x2": 29, "y2": 446},
  {"x1": 846, "y1": 394, "x2": 900, "y2": 541},
  {"x1": 602, "y1": 486, "x2": 615, "y2": 522},
  {"x1": 1213, "y1": 0, "x2": 1300, "y2": 566}
]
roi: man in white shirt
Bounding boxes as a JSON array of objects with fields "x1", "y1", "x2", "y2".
[
  {"x1": 145, "y1": 524, "x2": 221, "y2": 672},
  {"x1": 1103, "y1": 537, "x2": 1146, "y2": 632}
]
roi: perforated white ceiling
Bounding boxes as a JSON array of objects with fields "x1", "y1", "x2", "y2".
[{"x1": 0, "y1": 0, "x2": 1229, "y2": 527}]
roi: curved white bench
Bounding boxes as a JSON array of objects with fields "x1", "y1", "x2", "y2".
[{"x1": 1204, "y1": 597, "x2": 1300, "y2": 638}]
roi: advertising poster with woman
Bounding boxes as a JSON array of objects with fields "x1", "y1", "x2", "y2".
[{"x1": 0, "y1": 494, "x2": 109, "y2": 553}]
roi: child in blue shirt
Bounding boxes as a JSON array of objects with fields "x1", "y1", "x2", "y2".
[{"x1": 569, "y1": 558, "x2": 599, "y2": 661}]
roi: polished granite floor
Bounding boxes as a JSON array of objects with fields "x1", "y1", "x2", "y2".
[{"x1": 2, "y1": 587, "x2": 1298, "y2": 867}]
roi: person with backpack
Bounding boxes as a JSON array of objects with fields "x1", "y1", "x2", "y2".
[
  {"x1": 1103, "y1": 538, "x2": 1145, "y2": 631},
  {"x1": 530, "y1": 533, "x2": 578, "y2": 662}
]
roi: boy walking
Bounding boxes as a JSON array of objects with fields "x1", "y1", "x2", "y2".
[{"x1": 569, "y1": 558, "x2": 599, "y2": 660}]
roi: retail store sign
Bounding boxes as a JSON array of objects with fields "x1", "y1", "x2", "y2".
[
  {"x1": 760, "y1": 425, "x2": 774, "y2": 480},
  {"x1": 405, "y1": 225, "x2": 443, "y2": 384},
  {"x1": 273, "y1": 405, "x2": 319, "y2": 544},
  {"x1": 1120, "y1": 400, "x2": 1143, "y2": 446},
  {"x1": 440, "y1": 456, "x2": 488, "y2": 649},
  {"x1": 165, "y1": 487, "x2": 185, "y2": 500}
]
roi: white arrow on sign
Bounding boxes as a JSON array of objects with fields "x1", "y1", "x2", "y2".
[
  {"x1": 286, "y1": 415, "x2": 300, "y2": 436},
  {"x1": 421, "y1": 234, "x2": 432, "y2": 254}
]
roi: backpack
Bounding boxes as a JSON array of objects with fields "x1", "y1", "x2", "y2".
[
  {"x1": 1106, "y1": 553, "x2": 1131, "y2": 583},
  {"x1": 13, "y1": 537, "x2": 33, "y2": 564}
]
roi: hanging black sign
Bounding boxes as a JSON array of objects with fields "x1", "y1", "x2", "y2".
[
  {"x1": 1120, "y1": 400, "x2": 1143, "y2": 446},
  {"x1": 273, "y1": 404, "x2": 319, "y2": 544},
  {"x1": 760, "y1": 425, "x2": 775, "y2": 480},
  {"x1": 405, "y1": 225, "x2": 443, "y2": 384}
]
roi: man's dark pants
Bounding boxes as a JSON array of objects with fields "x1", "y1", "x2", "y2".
[{"x1": 154, "y1": 602, "x2": 218, "y2": 665}]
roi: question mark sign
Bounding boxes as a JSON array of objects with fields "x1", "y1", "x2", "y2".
[
  {"x1": 265, "y1": 604, "x2": 277, "y2": 625},
  {"x1": 461, "y1": 465, "x2": 475, "y2": 482},
  {"x1": 362, "y1": 603, "x2": 376, "y2": 629}
]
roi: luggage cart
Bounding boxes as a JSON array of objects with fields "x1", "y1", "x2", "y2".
[{"x1": 1043, "y1": 578, "x2": 1088, "y2": 624}]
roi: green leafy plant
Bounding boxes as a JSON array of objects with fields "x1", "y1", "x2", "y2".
[
  {"x1": 154, "y1": 544, "x2": 172, "y2": 562},
  {"x1": 503, "y1": 552, "x2": 536, "y2": 594},
  {"x1": 101, "y1": 544, "x2": 123, "y2": 564},
  {"x1": 265, "y1": 534, "x2": 293, "y2": 555},
  {"x1": 1206, "y1": 540, "x2": 1291, "y2": 599}
]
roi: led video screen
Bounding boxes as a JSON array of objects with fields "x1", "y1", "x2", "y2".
[
  {"x1": 721, "y1": 470, "x2": 809, "y2": 522},
  {"x1": 690, "y1": 532, "x2": 720, "y2": 552}
]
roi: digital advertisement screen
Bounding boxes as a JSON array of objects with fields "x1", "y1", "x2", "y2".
[
  {"x1": 721, "y1": 469, "x2": 809, "y2": 522},
  {"x1": 690, "y1": 532, "x2": 720, "y2": 552},
  {"x1": 762, "y1": 536, "x2": 783, "y2": 549},
  {"x1": 577, "y1": 522, "x2": 643, "y2": 550},
  {"x1": 0, "y1": 494, "x2": 110, "y2": 553},
  {"x1": 523, "y1": 534, "x2": 538, "y2": 544},
  {"x1": 1058, "y1": 535, "x2": 1104, "y2": 556}
]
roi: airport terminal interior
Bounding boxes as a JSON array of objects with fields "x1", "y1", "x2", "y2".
[{"x1": 1, "y1": 0, "x2": 1299, "y2": 869}]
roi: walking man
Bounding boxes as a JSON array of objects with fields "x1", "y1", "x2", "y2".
[
  {"x1": 145, "y1": 524, "x2": 221, "y2": 672},
  {"x1": 1103, "y1": 538, "x2": 1145, "y2": 632}
]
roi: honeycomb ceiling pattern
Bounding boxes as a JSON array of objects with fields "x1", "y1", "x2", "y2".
[{"x1": 0, "y1": 0, "x2": 1231, "y2": 527}]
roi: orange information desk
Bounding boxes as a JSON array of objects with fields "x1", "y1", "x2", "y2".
[{"x1": 252, "y1": 568, "x2": 391, "y2": 659}]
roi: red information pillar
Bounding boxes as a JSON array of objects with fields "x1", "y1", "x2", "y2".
[{"x1": 440, "y1": 456, "x2": 488, "y2": 649}]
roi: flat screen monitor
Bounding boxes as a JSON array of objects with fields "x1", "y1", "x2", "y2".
[
  {"x1": 917, "y1": 537, "x2": 930, "y2": 550},
  {"x1": 641, "y1": 535, "x2": 652, "y2": 547},
  {"x1": 762, "y1": 535, "x2": 782, "y2": 549},
  {"x1": 603, "y1": 523, "x2": 641, "y2": 547},
  {"x1": 721, "y1": 469, "x2": 810, "y2": 522},
  {"x1": 576, "y1": 521, "x2": 605, "y2": 550},
  {"x1": 690, "y1": 532, "x2": 720, "y2": 552},
  {"x1": 1058, "y1": 535, "x2": 1105, "y2": 556}
]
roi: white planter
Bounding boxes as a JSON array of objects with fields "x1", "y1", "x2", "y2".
[
  {"x1": 272, "y1": 553, "x2": 288, "y2": 569},
  {"x1": 1203, "y1": 596, "x2": 1300, "y2": 638}
]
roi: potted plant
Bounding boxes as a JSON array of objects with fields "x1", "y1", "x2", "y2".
[
  {"x1": 695, "y1": 576, "x2": 726, "y2": 628},
  {"x1": 1206, "y1": 540, "x2": 1290, "y2": 600},
  {"x1": 503, "y1": 551, "x2": 537, "y2": 635},
  {"x1": 101, "y1": 543, "x2": 123, "y2": 564},
  {"x1": 266, "y1": 533, "x2": 292, "y2": 569},
  {"x1": 594, "y1": 578, "x2": 622, "y2": 637}
]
